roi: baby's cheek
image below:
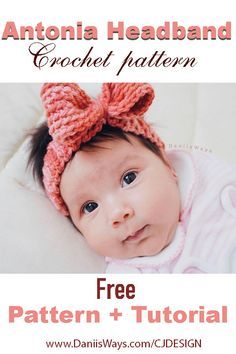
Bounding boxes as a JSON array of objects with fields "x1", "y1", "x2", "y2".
[
  {"x1": 77, "y1": 220, "x2": 95, "y2": 243},
  {"x1": 148, "y1": 189, "x2": 179, "y2": 221},
  {"x1": 148, "y1": 202, "x2": 166, "y2": 222},
  {"x1": 88, "y1": 236, "x2": 117, "y2": 257},
  {"x1": 143, "y1": 187, "x2": 168, "y2": 211},
  {"x1": 83, "y1": 231, "x2": 103, "y2": 253},
  {"x1": 83, "y1": 223, "x2": 107, "y2": 248}
]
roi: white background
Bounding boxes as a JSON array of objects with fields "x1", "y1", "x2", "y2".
[
  {"x1": 1, "y1": 275, "x2": 236, "y2": 354},
  {"x1": 0, "y1": 0, "x2": 235, "y2": 81}
]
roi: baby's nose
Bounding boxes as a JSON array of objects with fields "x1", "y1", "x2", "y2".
[{"x1": 110, "y1": 206, "x2": 134, "y2": 228}]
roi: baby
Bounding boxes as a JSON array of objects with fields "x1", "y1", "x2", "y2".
[{"x1": 28, "y1": 83, "x2": 236, "y2": 273}]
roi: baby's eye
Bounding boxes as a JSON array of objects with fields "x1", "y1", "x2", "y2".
[
  {"x1": 82, "y1": 201, "x2": 98, "y2": 214},
  {"x1": 122, "y1": 171, "x2": 137, "y2": 187}
]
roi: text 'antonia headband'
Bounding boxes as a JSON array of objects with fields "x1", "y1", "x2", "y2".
[{"x1": 41, "y1": 83, "x2": 164, "y2": 215}]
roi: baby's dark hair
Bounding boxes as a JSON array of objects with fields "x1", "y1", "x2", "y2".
[{"x1": 27, "y1": 123, "x2": 164, "y2": 188}]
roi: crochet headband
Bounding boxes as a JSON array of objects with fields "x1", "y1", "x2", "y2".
[{"x1": 41, "y1": 83, "x2": 165, "y2": 215}]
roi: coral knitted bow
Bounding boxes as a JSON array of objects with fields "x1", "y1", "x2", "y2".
[
  {"x1": 41, "y1": 82, "x2": 157, "y2": 148},
  {"x1": 41, "y1": 82, "x2": 164, "y2": 215}
]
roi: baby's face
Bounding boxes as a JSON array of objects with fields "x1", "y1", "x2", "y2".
[{"x1": 60, "y1": 136, "x2": 181, "y2": 259}]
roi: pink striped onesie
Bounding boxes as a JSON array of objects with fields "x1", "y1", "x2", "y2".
[{"x1": 106, "y1": 150, "x2": 236, "y2": 273}]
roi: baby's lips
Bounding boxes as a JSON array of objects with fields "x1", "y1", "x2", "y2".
[
  {"x1": 125, "y1": 234, "x2": 136, "y2": 241},
  {"x1": 122, "y1": 232, "x2": 134, "y2": 242},
  {"x1": 124, "y1": 225, "x2": 147, "y2": 242},
  {"x1": 221, "y1": 185, "x2": 236, "y2": 217}
]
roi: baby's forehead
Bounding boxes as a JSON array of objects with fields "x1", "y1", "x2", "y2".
[
  {"x1": 71, "y1": 136, "x2": 146, "y2": 168},
  {"x1": 71, "y1": 148, "x2": 143, "y2": 177},
  {"x1": 61, "y1": 137, "x2": 150, "y2": 190}
]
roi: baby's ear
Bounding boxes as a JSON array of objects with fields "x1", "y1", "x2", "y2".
[{"x1": 160, "y1": 149, "x2": 178, "y2": 181}]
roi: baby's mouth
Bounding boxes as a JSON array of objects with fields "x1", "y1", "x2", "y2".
[{"x1": 124, "y1": 225, "x2": 148, "y2": 243}]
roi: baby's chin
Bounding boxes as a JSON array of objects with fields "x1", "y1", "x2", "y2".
[
  {"x1": 105, "y1": 243, "x2": 169, "y2": 260},
  {"x1": 131, "y1": 240, "x2": 172, "y2": 258},
  {"x1": 130, "y1": 247, "x2": 165, "y2": 258}
]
